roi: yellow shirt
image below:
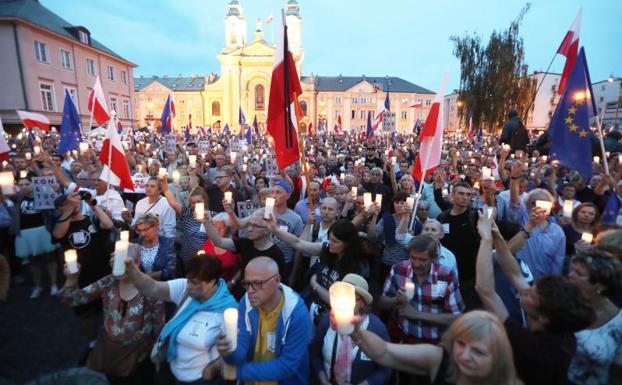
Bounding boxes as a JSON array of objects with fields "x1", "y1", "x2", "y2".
[{"x1": 248, "y1": 292, "x2": 284, "y2": 385}]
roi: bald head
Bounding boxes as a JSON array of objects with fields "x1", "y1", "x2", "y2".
[
  {"x1": 246, "y1": 256, "x2": 279, "y2": 277},
  {"x1": 244, "y1": 257, "x2": 281, "y2": 310}
]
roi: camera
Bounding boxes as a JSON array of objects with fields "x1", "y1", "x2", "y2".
[{"x1": 79, "y1": 191, "x2": 96, "y2": 206}]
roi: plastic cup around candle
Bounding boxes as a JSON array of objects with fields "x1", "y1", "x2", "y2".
[
  {"x1": 120, "y1": 231, "x2": 130, "y2": 242},
  {"x1": 195, "y1": 202, "x2": 205, "y2": 221},
  {"x1": 329, "y1": 282, "x2": 356, "y2": 335},
  {"x1": 264, "y1": 198, "x2": 275, "y2": 219},
  {"x1": 0, "y1": 171, "x2": 15, "y2": 195},
  {"x1": 535, "y1": 200, "x2": 553, "y2": 215},
  {"x1": 375, "y1": 194, "x2": 382, "y2": 207},
  {"x1": 363, "y1": 193, "x2": 372, "y2": 210},
  {"x1": 563, "y1": 200, "x2": 574, "y2": 218},
  {"x1": 173, "y1": 170, "x2": 181, "y2": 184},
  {"x1": 113, "y1": 240, "x2": 128, "y2": 276},
  {"x1": 224, "y1": 308, "x2": 238, "y2": 349},
  {"x1": 404, "y1": 281, "x2": 415, "y2": 300},
  {"x1": 189, "y1": 155, "x2": 197, "y2": 168},
  {"x1": 158, "y1": 168, "x2": 166, "y2": 179},
  {"x1": 224, "y1": 191, "x2": 233, "y2": 203},
  {"x1": 406, "y1": 197, "x2": 415, "y2": 211},
  {"x1": 581, "y1": 232, "x2": 593, "y2": 244},
  {"x1": 64, "y1": 249, "x2": 78, "y2": 274}
]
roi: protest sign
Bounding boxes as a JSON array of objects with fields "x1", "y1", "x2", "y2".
[{"x1": 32, "y1": 176, "x2": 60, "y2": 209}]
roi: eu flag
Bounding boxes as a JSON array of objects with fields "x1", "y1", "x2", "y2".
[
  {"x1": 222, "y1": 123, "x2": 230, "y2": 136},
  {"x1": 601, "y1": 193, "x2": 621, "y2": 224},
  {"x1": 549, "y1": 47, "x2": 595, "y2": 179},
  {"x1": 160, "y1": 94, "x2": 175, "y2": 136},
  {"x1": 253, "y1": 115, "x2": 259, "y2": 136},
  {"x1": 366, "y1": 111, "x2": 374, "y2": 141},
  {"x1": 58, "y1": 90, "x2": 82, "y2": 154},
  {"x1": 245, "y1": 125, "x2": 252, "y2": 144}
]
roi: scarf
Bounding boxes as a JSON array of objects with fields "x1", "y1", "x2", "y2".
[{"x1": 159, "y1": 278, "x2": 237, "y2": 361}]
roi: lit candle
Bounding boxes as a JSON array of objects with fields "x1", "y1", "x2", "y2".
[
  {"x1": 482, "y1": 167, "x2": 492, "y2": 179},
  {"x1": 64, "y1": 249, "x2": 78, "y2": 274},
  {"x1": 330, "y1": 282, "x2": 356, "y2": 335},
  {"x1": 593, "y1": 156, "x2": 600, "y2": 164},
  {"x1": 404, "y1": 281, "x2": 415, "y2": 300},
  {"x1": 173, "y1": 170, "x2": 181, "y2": 184},
  {"x1": 375, "y1": 194, "x2": 382, "y2": 207},
  {"x1": 33, "y1": 145, "x2": 41, "y2": 155},
  {"x1": 158, "y1": 167, "x2": 167, "y2": 179},
  {"x1": 113, "y1": 240, "x2": 128, "y2": 276},
  {"x1": 502, "y1": 144, "x2": 511, "y2": 152},
  {"x1": 535, "y1": 200, "x2": 553, "y2": 215},
  {"x1": 264, "y1": 197, "x2": 275, "y2": 219},
  {"x1": 25, "y1": 152, "x2": 31, "y2": 160},
  {"x1": 0, "y1": 171, "x2": 14, "y2": 195},
  {"x1": 363, "y1": 192, "x2": 372, "y2": 209},
  {"x1": 242, "y1": 164, "x2": 247, "y2": 172},
  {"x1": 189, "y1": 155, "x2": 197, "y2": 168},
  {"x1": 541, "y1": 155, "x2": 548, "y2": 162},
  {"x1": 487, "y1": 207, "x2": 494, "y2": 219},
  {"x1": 1, "y1": 160, "x2": 7, "y2": 169},
  {"x1": 563, "y1": 200, "x2": 574, "y2": 218},
  {"x1": 406, "y1": 197, "x2": 415, "y2": 211},
  {"x1": 391, "y1": 156, "x2": 396, "y2": 164},
  {"x1": 79, "y1": 142, "x2": 89, "y2": 154},
  {"x1": 120, "y1": 230, "x2": 129, "y2": 242},
  {"x1": 351, "y1": 187, "x2": 358, "y2": 197},
  {"x1": 473, "y1": 181, "x2": 480, "y2": 190},
  {"x1": 223, "y1": 307, "x2": 239, "y2": 380},
  {"x1": 224, "y1": 191, "x2": 233, "y2": 203},
  {"x1": 470, "y1": 158, "x2": 476, "y2": 164},
  {"x1": 19, "y1": 170, "x2": 27, "y2": 179},
  {"x1": 340, "y1": 173, "x2": 345, "y2": 180},
  {"x1": 195, "y1": 202, "x2": 205, "y2": 221},
  {"x1": 230, "y1": 151, "x2": 237, "y2": 163},
  {"x1": 581, "y1": 232, "x2": 593, "y2": 244}
]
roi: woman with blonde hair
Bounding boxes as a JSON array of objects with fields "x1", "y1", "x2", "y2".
[{"x1": 351, "y1": 310, "x2": 522, "y2": 385}]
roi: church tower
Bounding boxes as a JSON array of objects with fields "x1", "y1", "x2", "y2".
[
  {"x1": 224, "y1": 0, "x2": 247, "y2": 53},
  {"x1": 285, "y1": 0, "x2": 303, "y2": 60}
]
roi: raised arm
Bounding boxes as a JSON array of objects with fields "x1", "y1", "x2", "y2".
[
  {"x1": 265, "y1": 215, "x2": 323, "y2": 256},
  {"x1": 509, "y1": 162, "x2": 523, "y2": 205},
  {"x1": 203, "y1": 213, "x2": 236, "y2": 251},
  {"x1": 124, "y1": 253, "x2": 171, "y2": 302},
  {"x1": 159, "y1": 176, "x2": 182, "y2": 215},
  {"x1": 474, "y1": 208, "x2": 509, "y2": 322},
  {"x1": 491, "y1": 221, "x2": 530, "y2": 293}
]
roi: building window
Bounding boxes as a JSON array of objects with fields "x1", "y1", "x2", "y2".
[
  {"x1": 107, "y1": 66, "x2": 115, "y2": 81},
  {"x1": 359, "y1": 110, "x2": 365, "y2": 119},
  {"x1": 300, "y1": 100, "x2": 308, "y2": 116},
  {"x1": 401, "y1": 111, "x2": 408, "y2": 120},
  {"x1": 425, "y1": 99, "x2": 432, "y2": 107},
  {"x1": 64, "y1": 87, "x2": 79, "y2": 112},
  {"x1": 60, "y1": 49, "x2": 73, "y2": 70},
  {"x1": 121, "y1": 70, "x2": 128, "y2": 85},
  {"x1": 110, "y1": 97, "x2": 118, "y2": 114},
  {"x1": 78, "y1": 30, "x2": 89, "y2": 45},
  {"x1": 86, "y1": 58, "x2": 96, "y2": 76},
  {"x1": 40, "y1": 83, "x2": 55, "y2": 111},
  {"x1": 34, "y1": 41, "x2": 48, "y2": 63},
  {"x1": 335, "y1": 96, "x2": 342, "y2": 104},
  {"x1": 353, "y1": 97, "x2": 358, "y2": 104},
  {"x1": 122, "y1": 99, "x2": 130, "y2": 119},
  {"x1": 212, "y1": 101, "x2": 221, "y2": 116},
  {"x1": 255, "y1": 84, "x2": 265, "y2": 111}
]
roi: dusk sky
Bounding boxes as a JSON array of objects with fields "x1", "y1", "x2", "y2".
[{"x1": 43, "y1": 0, "x2": 621, "y2": 92}]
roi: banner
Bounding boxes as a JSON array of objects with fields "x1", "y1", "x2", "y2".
[
  {"x1": 198, "y1": 140, "x2": 210, "y2": 155},
  {"x1": 165, "y1": 135, "x2": 176, "y2": 153},
  {"x1": 32, "y1": 176, "x2": 60, "y2": 209},
  {"x1": 236, "y1": 200, "x2": 261, "y2": 237}
]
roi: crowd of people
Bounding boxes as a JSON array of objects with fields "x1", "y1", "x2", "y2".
[{"x1": 0, "y1": 117, "x2": 621, "y2": 385}]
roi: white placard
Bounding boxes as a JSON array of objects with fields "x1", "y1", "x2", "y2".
[
  {"x1": 32, "y1": 176, "x2": 60, "y2": 209},
  {"x1": 266, "y1": 153, "x2": 279, "y2": 177},
  {"x1": 198, "y1": 140, "x2": 210, "y2": 155},
  {"x1": 165, "y1": 135, "x2": 176, "y2": 153},
  {"x1": 237, "y1": 200, "x2": 261, "y2": 238}
]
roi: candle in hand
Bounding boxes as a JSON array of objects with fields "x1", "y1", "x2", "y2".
[
  {"x1": 224, "y1": 308, "x2": 238, "y2": 350},
  {"x1": 482, "y1": 167, "x2": 492, "y2": 179},
  {"x1": 404, "y1": 281, "x2": 415, "y2": 300},
  {"x1": 224, "y1": 191, "x2": 233, "y2": 203},
  {"x1": 563, "y1": 200, "x2": 574, "y2": 218},
  {"x1": 0, "y1": 171, "x2": 14, "y2": 195},
  {"x1": 581, "y1": 232, "x2": 593, "y2": 244},
  {"x1": 173, "y1": 170, "x2": 181, "y2": 184},
  {"x1": 363, "y1": 193, "x2": 372, "y2": 210},
  {"x1": 79, "y1": 142, "x2": 89, "y2": 154},
  {"x1": 535, "y1": 200, "x2": 553, "y2": 215},
  {"x1": 264, "y1": 197, "x2": 275, "y2": 219},
  {"x1": 113, "y1": 240, "x2": 128, "y2": 276},
  {"x1": 120, "y1": 230, "x2": 130, "y2": 242},
  {"x1": 189, "y1": 155, "x2": 197, "y2": 168},
  {"x1": 195, "y1": 202, "x2": 205, "y2": 221},
  {"x1": 158, "y1": 168, "x2": 167, "y2": 179},
  {"x1": 64, "y1": 249, "x2": 78, "y2": 274},
  {"x1": 330, "y1": 282, "x2": 356, "y2": 335},
  {"x1": 375, "y1": 194, "x2": 382, "y2": 207},
  {"x1": 406, "y1": 197, "x2": 415, "y2": 211}
]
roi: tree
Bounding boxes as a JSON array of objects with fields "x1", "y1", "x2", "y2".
[{"x1": 451, "y1": 4, "x2": 536, "y2": 134}]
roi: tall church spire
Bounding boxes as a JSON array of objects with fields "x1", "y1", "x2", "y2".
[{"x1": 224, "y1": 0, "x2": 247, "y2": 52}]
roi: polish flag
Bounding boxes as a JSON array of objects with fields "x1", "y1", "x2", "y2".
[
  {"x1": 557, "y1": 9, "x2": 581, "y2": 95},
  {"x1": 410, "y1": 101, "x2": 423, "y2": 108},
  {"x1": 412, "y1": 74, "x2": 447, "y2": 182},
  {"x1": 87, "y1": 76, "x2": 110, "y2": 127},
  {"x1": 16, "y1": 110, "x2": 50, "y2": 131},
  {"x1": 266, "y1": 10, "x2": 303, "y2": 170},
  {"x1": 99, "y1": 118, "x2": 134, "y2": 191},
  {"x1": 0, "y1": 117, "x2": 10, "y2": 161}
]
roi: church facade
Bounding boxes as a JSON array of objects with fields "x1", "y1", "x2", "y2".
[{"x1": 133, "y1": 0, "x2": 435, "y2": 134}]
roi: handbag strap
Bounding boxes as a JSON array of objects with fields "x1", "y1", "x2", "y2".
[
  {"x1": 144, "y1": 197, "x2": 161, "y2": 215},
  {"x1": 329, "y1": 331, "x2": 339, "y2": 384}
]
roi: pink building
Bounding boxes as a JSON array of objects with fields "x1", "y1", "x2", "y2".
[{"x1": 0, "y1": 0, "x2": 136, "y2": 131}]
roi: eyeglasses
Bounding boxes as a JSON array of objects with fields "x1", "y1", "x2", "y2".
[
  {"x1": 215, "y1": 176, "x2": 228, "y2": 180},
  {"x1": 135, "y1": 225, "x2": 153, "y2": 233},
  {"x1": 240, "y1": 273, "x2": 279, "y2": 291}
]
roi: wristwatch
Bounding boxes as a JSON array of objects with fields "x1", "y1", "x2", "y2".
[{"x1": 520, "y1": 227, "x2": 531, "y2": 238}]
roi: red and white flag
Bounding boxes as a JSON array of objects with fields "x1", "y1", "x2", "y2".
[
  {"x1": 267, "y1": 10, "x2": 303, "y2": 170},
  {"x1": 99, "y1": 118, "x2": 134, "y2": 191},
  {"x1": 410, "y1": 100, "x2": 423, "y2": 108},
  {"x1": 264, "y1": 14, "x2": 273, "y2": 24},
  {"x1": 87, "y1": 76, "x2": 110, "y2": 127},
  {"x1": 557, "y1": 9, "x2": 581, "y2": 95},
  {"x1": 412, "y1": 74, "x2": 448, "y2": 182},
  {"x1": 16, "y1": 110, "x2": 50, "y2": 131},
  {"x1": 0, "y1": 117, "x2": 10, "y2": 161}
]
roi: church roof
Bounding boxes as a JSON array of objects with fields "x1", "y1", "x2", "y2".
[
  {"x1": 133, "y1": 75, "x2": 215, "y2": 92},
  {"x1": 0, "y1": 0, "x2": 132, "y2": 64},
  {"x1": 301, "y1": 75, "x2": 435, "y2": 94}
]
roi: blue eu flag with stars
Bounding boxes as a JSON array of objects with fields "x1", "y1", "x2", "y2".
[
  {"x1": 549, "y1": 47, "x2": 595, "y2": 179},
  {"x1": 59, "y1": 90, "x2": 81, "y2": 154}
]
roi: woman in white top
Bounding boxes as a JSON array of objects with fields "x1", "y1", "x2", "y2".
[
  {"x1": 567, "y1": 251, "x2": 622, "y2": 385},
  {"x1": 125, "y1": 253, "x2": 237, "y2": 385}
]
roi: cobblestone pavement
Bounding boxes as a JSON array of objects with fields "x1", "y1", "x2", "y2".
[{"x1": 0, "y1": 282, "x2": 88, "y2": 384}]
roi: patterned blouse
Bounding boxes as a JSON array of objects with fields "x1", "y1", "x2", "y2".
[{"x1": 60, "y1": 275, "x2": 165, "y2": 349}]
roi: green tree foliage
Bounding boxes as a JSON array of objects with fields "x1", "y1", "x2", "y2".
[{"x1": 451, "y1": 4, "x2": 537, "y2": 133}]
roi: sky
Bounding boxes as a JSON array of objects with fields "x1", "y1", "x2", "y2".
[{"x1": 43, "y1": 0, "x2": 621, "y2": 93}]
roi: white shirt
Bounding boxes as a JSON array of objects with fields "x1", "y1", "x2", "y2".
[
  {"x1": 132, "y1": 196, "x2": 176, "y2": 239},
  {"x1": 167, "y1": 279, "x2": 224, "y2": 383},
  {"x1": 67, "y1": 183, "x2": 125, "y2": 221}
]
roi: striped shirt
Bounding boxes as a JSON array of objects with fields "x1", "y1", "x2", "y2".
[
  {"x1": 178, "y1": 205, "x2": 209, "y2": 263},
  {"x1": 383, "y1": 260, "x2": 464, "y2": 342}
]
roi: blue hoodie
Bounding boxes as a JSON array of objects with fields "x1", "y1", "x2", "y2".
[{"x1": 224, "y1": 284, "x2": 312, "y2": 385}]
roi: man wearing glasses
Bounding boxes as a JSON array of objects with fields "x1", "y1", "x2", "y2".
[
  {"x1": 206, "y1": 166, "x2": 238, "y2": 214},
  {"x1": 217, "y1": 257, "x2": 311, "y2": 385}
]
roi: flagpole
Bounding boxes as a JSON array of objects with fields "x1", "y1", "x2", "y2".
[
  {"x1": 409, "y1": 140, "x2": 432, "y2": 231},
  {"x1": 595, "y1": 105, "x2": 610, "y2": 175},
  {"x1": 104, "y1": 111, "x2": 115, "y2": 203},
  {"x1": 522, "y1": 53, "x2": 557, "y2": 123}
]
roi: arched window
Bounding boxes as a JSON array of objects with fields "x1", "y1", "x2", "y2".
[
  {"x1": 255, "y1": 84, "x2": 265, "y2": 111},
  {"x1": 300, "y1": 100, "x2": 308, "y2": 116},
  {"x1": 212, "y1": 101, "x2": 221, "y2": 116}
]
